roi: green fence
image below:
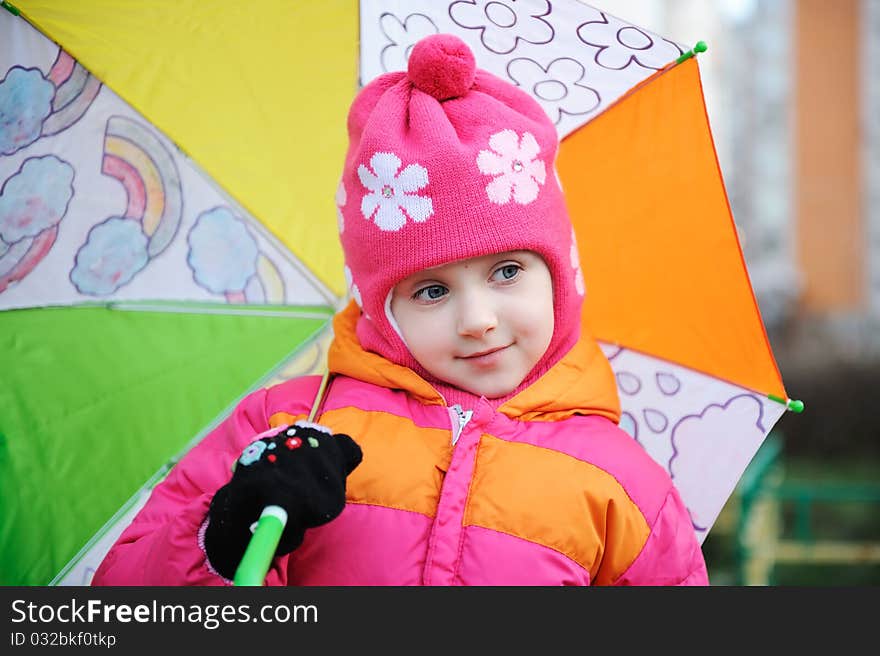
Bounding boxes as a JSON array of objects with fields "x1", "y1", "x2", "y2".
[{"x1": 733, "y1": 433, "x2": 880, "y2": 585}]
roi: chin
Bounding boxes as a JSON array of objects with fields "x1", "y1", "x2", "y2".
[{"x1": 464, "y1": 380, "x2": 519, "y2": 399}]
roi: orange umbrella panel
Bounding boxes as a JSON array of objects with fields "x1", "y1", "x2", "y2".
[{"x1": 357, "y1": 1, "x2": 791, "y2": 542}]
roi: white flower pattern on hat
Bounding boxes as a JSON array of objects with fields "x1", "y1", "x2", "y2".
[
  {"x1": 358, "y1": 152, "x2": 433, "y2": 232},
  {"x1": 335, "y1": 180, "x2": 346, "y2": 233},
  {"x1": 477, "y1": 129, "x2": 546, "y2": 204},
  {"x1": 343, "y1": 264, "x2": 362, "y2": 307},
  {"x1": 570, "y1": 227, "x2": 585, "y2": 296}
]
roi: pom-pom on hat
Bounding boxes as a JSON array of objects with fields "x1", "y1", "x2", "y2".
[
  {"x1": 337, "y1": 33, "x2": 585, "y2": 399},
  {"x1": 406, "y1": 34, "x2": 476, "y2": 100}
]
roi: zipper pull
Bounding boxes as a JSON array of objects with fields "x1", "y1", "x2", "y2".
[{"x1": 450, "y1": 404, "x2": 473, "y2": 445}]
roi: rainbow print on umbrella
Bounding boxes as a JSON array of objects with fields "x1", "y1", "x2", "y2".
[
  {"x1": 42, "y1": 50, "x2": 102, "y2": 138},
  {"x1": 71, "y1": 115, "x2": 183, "y2": 295}
]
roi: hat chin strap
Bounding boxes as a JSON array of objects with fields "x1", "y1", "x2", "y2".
[{"x1": 384, "y1": 288, "x2": 406, "y2": 343}]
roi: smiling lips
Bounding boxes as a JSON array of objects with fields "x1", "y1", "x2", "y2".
[{"x1": 459, "y1": 344, "x2": 510, "y2": 361}]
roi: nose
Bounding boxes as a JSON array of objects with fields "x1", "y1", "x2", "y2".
[{"x1": 456, "y1": 294, "x2": 498, "y2": 338}]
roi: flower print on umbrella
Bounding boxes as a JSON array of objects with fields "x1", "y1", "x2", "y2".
[
  {"x1": 449, "y1": 0, "x2": 553, "y2": 55},
  {"x1": 507, "y1": 57, "x2": 600, "y2": 125},
  {"x1": 379, "y1": 12, "x2": 439, "y2": 73},
  {"x1": 577, "y1": 12, "x2": 682, "y2": 71},
  {"x1": 358, "y1": 152, "x2": 433, "y2": 232},
  {"x1": 476, "y1": 129, "x2": 546, "y2": 205}
]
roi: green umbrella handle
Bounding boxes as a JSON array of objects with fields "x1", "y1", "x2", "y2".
[
  {"x1": 234, "y1": 368, "x2": 331, "y2": 585},
  {"x1": 233, "y1": 505, "x2": 287, "y2": 586}
]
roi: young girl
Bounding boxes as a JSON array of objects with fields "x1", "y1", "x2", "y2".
[{"x1": 92, "y1": 34, "x2": 708, "y2": 586}]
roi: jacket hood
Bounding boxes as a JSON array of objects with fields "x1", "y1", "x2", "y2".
[{"x1": 327, "y1": 302, "x2": 620, "y2": 424}]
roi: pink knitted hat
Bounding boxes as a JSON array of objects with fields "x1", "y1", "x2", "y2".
[{"x1": 337, "y1": 34, "x2": 586, "y2": 399}]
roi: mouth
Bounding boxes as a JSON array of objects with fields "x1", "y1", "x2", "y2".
[{"x1": 459, "y1": 345, "x2": 509, "y2": 359}]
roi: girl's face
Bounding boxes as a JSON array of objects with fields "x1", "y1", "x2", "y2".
[{"x1": 390, "y1": 250, "x2": 554, "y2": 399}]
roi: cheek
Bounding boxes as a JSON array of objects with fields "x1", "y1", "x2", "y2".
[
  {"x1": 395, "y1": 309, "x2": 447, "y2": 357},
  {"x1": 531, "y1": 307, "x2": 554, "y2": 348},
  {"x1": 527, "y1": 282, "x2": 555, "y2": 347}
]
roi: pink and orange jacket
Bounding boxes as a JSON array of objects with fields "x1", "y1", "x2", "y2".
[{"x1": 93, "y1": 305, "x2": 708, "y2": 586}]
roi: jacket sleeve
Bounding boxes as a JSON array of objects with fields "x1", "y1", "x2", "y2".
[
  {"x1": 613, "y1": 484, "x2": 710, "y2": 586},
  {"x1": 91, "y1": 386, "x2": 294, "y2": 586}
]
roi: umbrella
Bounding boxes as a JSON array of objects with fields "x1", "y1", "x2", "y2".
[
  {"x1": 0, "y1": 1, "x2": 348, "y2": 585},
  {"x1": 0, "y1": 0, "x2": 801, "y2": 585}
]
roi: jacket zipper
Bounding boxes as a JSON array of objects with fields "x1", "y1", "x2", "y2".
[{"x1": 449, "y1": 404, "x2": 473, "y2": 445}]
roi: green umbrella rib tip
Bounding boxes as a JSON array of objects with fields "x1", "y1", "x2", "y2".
[
  {"x1": 768, "y1": 393, "x2": 805, "y2": 413},
  {"x1": 675, "y1": 40, "x2": 708, "y2": 65}
]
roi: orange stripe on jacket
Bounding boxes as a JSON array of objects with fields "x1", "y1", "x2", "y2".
[
  {"x1": 274, "y1": 407, "x2": 453, "y2": 519},
  {"x1": 465, "y1": 435, "x2": 650, "y2": 584}
]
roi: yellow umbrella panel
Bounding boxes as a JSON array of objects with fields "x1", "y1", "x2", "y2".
[{"x1": 10, "y1": 0, "x2": 359, "y2": 297}]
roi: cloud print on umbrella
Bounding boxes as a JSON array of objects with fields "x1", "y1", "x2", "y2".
[
  {"x1": 378, "y1": 12, "x2": 438, "y2": 73},
  {"x1": 603, "y1": 344, "x2": 782, "y2": 536},
  {"x1": 0, "y1": 49, "x2": 101, "y2": 156},
  {"x1": 577, "y1": 12, "x2": 682, "y2": 70},
  {"x1": 449, "y1": 0, "x2": 553, "y2": 55},
  {"x1": 70, "y1": 216, "x2": 149, "y2": 295},
  {"x1": 0, "y1": 155, "x2": 74, "y2": 293},
  {"x1": 669, "y1": 394, "x2": 768, "y2": 532},
  {"x1": 0, "y1": 67, "x2": 53, "y2": 155},
  {"x1": 187, "y1": 207, "x2": 285, "y2": 304}
]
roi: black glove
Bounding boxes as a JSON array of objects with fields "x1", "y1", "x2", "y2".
[{"x1": 203, "y1": 421, "x2": 362, "y2": 579}]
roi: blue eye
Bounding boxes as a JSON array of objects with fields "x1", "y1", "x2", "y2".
[
  {"x1": 494, "y1": 264, "x2": 521, "y2": 281},
  {"x1": 413, "y1": 284, "x2": 447, "y2": 301}
]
